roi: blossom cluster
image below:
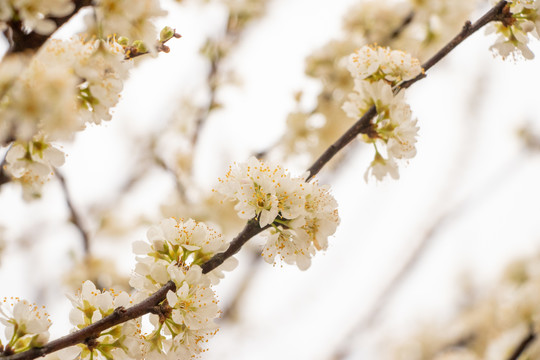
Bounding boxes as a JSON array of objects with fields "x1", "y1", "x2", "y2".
[
  {"x1": 0, "y1": 37, "x2": 131, "y2": 200},
  {"x1": 86, "y1": 0, "x2": 166, "y2": 50},
  {"x1": 216, "y1": 157, "x2": 339, "y2": 270},
  {"x1": 0, "y1": 0, "x2": 74, "y2": 35},
  {"x1": 342, "y1": 45, "x2": 422, "y2": 181},
  {"x1": 0, "y1": 217, "x2": 239, "y2": 360},
  {"x1": 488, "y1": 0, "x2": 540, "y2": 59},
  {"x1": 130, "y1": 218, "x2": 236, "y2": 358},
  {"x1": 280, "y1": 0, "x2": 476, "y2": 167},
  {"x1": 58, "y1": 281, "x2": 143, "y2": 360},
  {"x1": 0, "y1": 299, "x2": 51, "y2": 354}
]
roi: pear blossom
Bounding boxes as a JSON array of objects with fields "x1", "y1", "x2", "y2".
[
  {"x1": 0, "y1": 299, "x2": 51, "y2": 353},
  {"x1": 218, "y1": 157, "x2": 340, "y2": 269},
  {"x1": 50, "y1": 38, "x2": 131, "y2": 124},
  {"x1": 487, "y1": 0, "x2": 540, "y2": 59},
  {"x1": 347, "y1": 45, "x2": 422, "y2": 85},
  {"x1": 262, "y1": 227, "x2": 313, "y2": 270},
  {"x1": 4, "y1": 139, "x2": 65, "y2": 200},
  {"x1": 364, "y1": 152, "x2": 399, "y2": 181},
  {"x1": 0, "y1": 0, "x2": 75, "y2": 35},
  {"x1": 343, "y1": 46, "x2": 420, "y2": 181},
  {"x1": 87, "y1": 0, "x2": 166, "y2": 49},
  {"x1": 130, "y1": 219, "x2": 226, "y2": 358},
  {"x1": 130, "y1": 218, "x2": 236, "y2": 293},
  {"x1": 60, "y1": 281, "x2": 143, "y2": 360},
  {"x1": 216, "y1": 157, "x2": 286, "y2": 227},
  {"x1": 0, "y1": 52, "x2": 81, "y2": 143}
]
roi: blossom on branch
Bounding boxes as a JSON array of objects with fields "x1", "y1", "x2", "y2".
[
  {"x1": 60, "y1": 281, "x2": 143, "y2": 360},
  {"x1": 130, "y1": 218, "x2": 229, "y2": 358},
  {"x1": 217, "y1": 157, "x2": 339, "y2": 269},
  {"x1": 0, "y1": 299, "x2": 51, "y2": 354},
  {"x1": 342, "y1": 45, "x2": 420, "y2": 181},
  {"x1": 87, "y1": 0, "x2": 166, "y2": 50},
  {"x1": 487, "y1": 0, "x2": 540, "y2": 59},
  {"x1": 0, "y1": 0, "x2": 75, "y2": 35},
  {"x1": 4, "y1": 139, "x2": 65, "y2": 200}
]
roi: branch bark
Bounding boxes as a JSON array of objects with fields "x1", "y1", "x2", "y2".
[
  {"x1": 507, "y1": 327, "x2": 536, "y2": 360},
  {"x1": 5, "y1": 0, "x2": 92, "y2": 53}
]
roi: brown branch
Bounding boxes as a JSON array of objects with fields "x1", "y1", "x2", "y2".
[
  {"x1": 0, "y1": 282, "x2": 176, "y2": 360},
  {"x1": 5, "y1": 0, "x2": 92, "y2": 53},
  {"x1": 388, "y1": 11, "x2": 415, "y2": 41},
  {"x1": 201, "y1": 220, "x2": 268, "y2": 274},
  {"x1": 0, "y1": 2, "x2": 510, "y2": 360},
  {"x1": 307, "y1": 0, "x2": 508, "y2": 181},
  {"x1": 56, "y1": 171, "x2": 90, "y2": 255},
  {"x1": 507, "y1": 327, "x2": 536, "y2": 360},
  {"x1": 0, "y1": 152, "x2": 9, "y2": 187}
]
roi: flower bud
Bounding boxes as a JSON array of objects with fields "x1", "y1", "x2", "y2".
[
  {"x1": 117, "y1": 36, "x2": 130, "y2": 46},
  {"x1": 132, "y1": 40, "x2": 148, "y2": 54},
  {"x1": 160, "y1": 26, "x2": 175, "y2": 42}
]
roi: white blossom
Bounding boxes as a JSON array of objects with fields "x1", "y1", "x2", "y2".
[
  {"x1": 487, "y1": 0, "x2": 540, "y2": 60},
  {"x1": 0, "y1": 299, "x2": 51, "y2": 353},
  {"x1": 61, "y1": 281, "x2": 143, "y2": 360},
  {"x1": 364, "y1": 152, "x2": 400, "y2": 182},
  {"x1": 347, "y1": 45, "x2": 422, "y2": 85},
  {"x1": 218, "y1": 157, "x2": 339, "y2": 269},
  {"x1": 130, "y1": 218, "x2": 235, "y2": 292},
  {"x1": 4, "y1": 140, "x2": 65, "y2": 200},
  {"x1": 216, "y1": 157, "x2": 285, "y2": 227},
  {"x1": 0, "y1": 0, "x2": 75, "y2": 35},
  {"x1": 88, "y1": 0, "x2": 166, "y2": 49},
  {"x1": 343, "y1": 46, "x2": 420, "y2": 182},
  {"x1": 131, "y1": 219, "x2": 226, "y2": 359}
]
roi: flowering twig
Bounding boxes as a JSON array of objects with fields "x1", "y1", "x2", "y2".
[
  {"x1": 5, "y1": 0, "x2": 92, "y2": 53},
  {"x1": 0, "y1": 2, "x2": 511, "y2": 360},
  {"x1": 307, "y1": 0, "x2": 508, "y2": 182},
  {"x1": 0, "y1": 282, "x2": 176, "y2": 360}
]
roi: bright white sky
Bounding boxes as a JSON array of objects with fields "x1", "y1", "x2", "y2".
[{"x1": 1, "y1": 0, "x2": 540, "y2": 359}]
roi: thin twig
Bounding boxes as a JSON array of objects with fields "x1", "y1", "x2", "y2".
[
  {"x1": 329, "y1": 151, "x2": 528, "y2": 360},
  {"x1": 507, "y1": 327, "x2": 536, "y2": 360},
  {"x1": 56, "y1": 171, "x2": 90, "y2": 255},
  {"x1": 388, "y1": 11, "x2": 415, "y2": 41},
  {"x1": 0, "y1": 2, "x2": 509, "y2": 360},
  {"x1": 307, "y1": 0, "x2": 508, "y2": 181}
]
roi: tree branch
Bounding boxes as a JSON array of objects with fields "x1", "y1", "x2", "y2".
[
  {"x1": 307, "y1": 0, "x2": 508, "y2": 181},
  {"x1": 5, "y1": 0, "x2": 92, "y2": 53},
  {"x1": 56, "y1": 171, "x2": 91, "y2": 255},
  {"x1": 201, "y1": 220, "x2": 268, "y2": 274},
  {"x1": 507, "y1": 327, "x2": 536, "y2": 360},
  {"x1": 1, "y1": 282, "x2": 176, "y2": 360}
]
